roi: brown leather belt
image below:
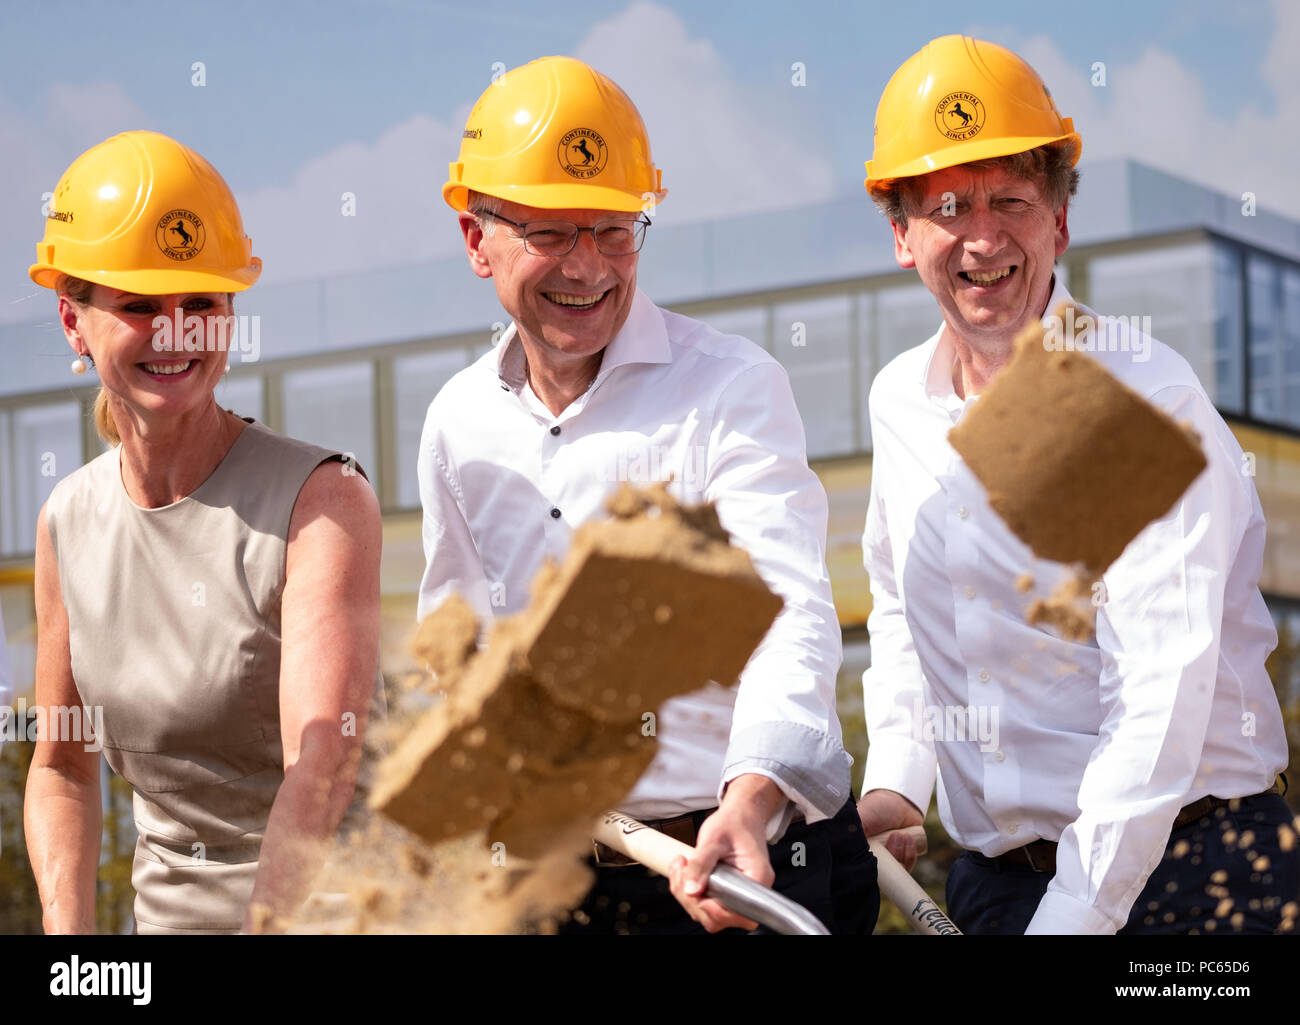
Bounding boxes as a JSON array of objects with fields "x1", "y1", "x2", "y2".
[
  {"x1": 994, "y1": 777, "x2": 1286, "y2": 874},
  {"x1": 592, "y1": 808, "x2": 713, "y2": 867}
]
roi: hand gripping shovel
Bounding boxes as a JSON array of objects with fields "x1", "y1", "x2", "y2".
[
  {"x1": 592, "y1": 810, "x2": 829, "y2": 934},
  {"x1": 593, "y1": 812, "x2": 960, "y2": 935},
  {"x1": 865, "y1": 827, "x2": 962, "y2": 935}
]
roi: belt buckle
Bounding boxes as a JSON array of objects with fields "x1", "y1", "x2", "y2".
[{"x1": 1022, "y1": 841, "x2": 1050, "y2": 873}]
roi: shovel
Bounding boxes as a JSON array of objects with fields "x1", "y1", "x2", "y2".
[{"x1": 593, "y1": 811, "x2": 959, "y2": 935}]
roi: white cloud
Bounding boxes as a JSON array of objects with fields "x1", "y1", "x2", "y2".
[
  {"x1": 216, "y1": 1, "x2": 837, "y2": 287},
  {"x1": 0, "y1": 82, "x2": 154, "y2": 323},
  {"x1": 237, "y1": 113, "x2": 464, "y2": 284},
  {"x1": 1007, "y1": 1, "x2": 1300, "y2": 219},
  {"x1": 573, "y1": 1, "x2": 835, "y2": 220},
  {"x1": 7, "y1": 1, "x2": 1298, "y2": 322}
]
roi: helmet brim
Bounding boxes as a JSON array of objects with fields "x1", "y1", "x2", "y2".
[
  {"x1": 29, "y1": 259, "x2": 262, "y2": 295},
  {"x1": 444, "y1": 181, "x2": 667, "y2": 215},
  {"x1": 866, "y1": 132, "x2": 1082, "y2": 191}
]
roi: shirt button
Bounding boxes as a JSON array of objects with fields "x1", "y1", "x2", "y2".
[
  {"x1": 1007, "y1": 823, "x2": 1019, "y2": 835},
  {"x1": 978, "y1": 669, "x2": 990, "y2": 682},
  {"x1": 549, "y1": 508, "x2": 561, "y2": 519},
  {"x1": 994, "y1": 750, "x2": 1005, "y2": 762},
  {"x1": 964, "y1": 585, "x2": 976, "y2": 599},
  {"x1": 958, "y1": 506, "x2": 970, "y2": 519},
  {"x1": 550, "y1": 425, "x2": 561, "y2": 436}
]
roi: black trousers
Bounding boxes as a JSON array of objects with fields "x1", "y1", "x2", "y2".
[
  {"x1": 945, "y1": 792, "x2": 1299, "y2": 934},
  {"x1": 557, "y1": 797, "x2": 879, "y2": 935}
]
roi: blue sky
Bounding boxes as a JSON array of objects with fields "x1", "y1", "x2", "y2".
[{"x1": 0, "y1": 0, "x2": 1290, "y2": 318}]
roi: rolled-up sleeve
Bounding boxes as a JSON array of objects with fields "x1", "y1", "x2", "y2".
[{"x1": 705, "y1": 361, "x2": 852, "y2": 838}]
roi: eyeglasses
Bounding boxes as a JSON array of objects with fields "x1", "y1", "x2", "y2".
[{"x1": 475, "y1": 211, "x2": 651, "y2": 257}]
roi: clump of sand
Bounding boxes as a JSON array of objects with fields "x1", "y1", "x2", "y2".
[
  {"x1": 1025, "y1": 568, "x2": 1096, "y2": 643},
  {"x1": 948, "y1": 304, "x2": 1207, "y2": 641},
  {"x1": 292, "y1": 483, "x2": 782, "y2": 933}
]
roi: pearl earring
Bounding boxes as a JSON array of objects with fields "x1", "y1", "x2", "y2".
[{"x1": 71, "y1": 354, "x2": 89, "y2": 375}]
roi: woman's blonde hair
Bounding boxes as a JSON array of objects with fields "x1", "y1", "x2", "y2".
[{"x1": 56, "y1": 275, "x2": 121, "y2": 446}]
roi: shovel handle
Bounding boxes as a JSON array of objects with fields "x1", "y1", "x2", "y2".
[
  {"x1": 592, "y1": 810, "x2": 829, "y2": 935},
  {"x1": 867, "y1": 826, "x2": 962, "y2": 936}
]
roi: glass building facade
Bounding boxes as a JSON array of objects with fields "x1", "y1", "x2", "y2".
[{"x1": 2, "y1": 159, "x2": 1299, "y2": 690}]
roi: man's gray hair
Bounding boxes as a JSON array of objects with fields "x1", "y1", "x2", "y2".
[
  {"x1": 867, "y1": 139, "x2": 1080, "y2": 228},
  {"x1": 466, "y1": 190, "x2": 503, "y2": 238}
]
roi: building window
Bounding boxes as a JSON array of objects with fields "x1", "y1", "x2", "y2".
[
  {"x1": 1266, "y1": 597, "x2": 1300, "y2": 713},
  {"x1": 283, "y1": 362, "x2": 377, "y2": 492},
  {"x1": 1248, "y1": 256, "x2": 1281, "y2": 423},
  {"x1": 1213, "y1": 246, "x2": 1245, "y2": 415},
  {"x1": 772, "y1": 295, "x2": 854, "y2": 458},
  {"x1": 857, "y1": 293, "x2": 875, "y2": 451},
  {"x1": 215, "y1": 374, "x2": 265, "y2": 424},
  {"x1": 1245, "y1": 254, "x2": 1300, "y2": 429},
  {"x1": 1, "y1": 581, "x2": 33, "y2": 699},
  {"x1": 702, "y1": 305, "x2": 770, "y2": 353},
  {"x1": 393, "y1": 348, "x2": 474, "y2": 509},
  {"x1": 1087, "y1": 243, "x2": 1223, "y2": 402},
  {"x1": 1283, "y1": 266, "x2": 1300, "y2": 430},
  {"x1": 0, "y1": 402, "x2": 82, "y2": 557},
  {"x1": 859, "y1": 282, "x2": 944, "y2": 453},
  {"x1": 872, "y1": 282, "x2": 941, "y2": 372}
]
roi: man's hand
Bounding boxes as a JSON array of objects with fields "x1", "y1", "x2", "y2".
[
  {"x1": 668, "y1": 774, "x2": 785, "y2": 932},
  {"x1": 857, "y1": 788, "x2": 924, "y2": 871}
]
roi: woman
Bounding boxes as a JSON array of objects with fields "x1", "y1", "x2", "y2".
[{"x1": 23, "y1": 131, "x2": 383, "y2": 934}]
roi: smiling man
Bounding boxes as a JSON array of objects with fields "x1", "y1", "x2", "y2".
[
  {"x1": 416, "y1": 55, "x2": 877, "y2": 935},
  {"x1": 857, "y1": 35, "x2": 1296, "y2": 935}
]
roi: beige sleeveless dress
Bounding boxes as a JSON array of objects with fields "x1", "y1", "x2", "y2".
[{"x1": 45, "y1": 419, "x2": 385, "y2": 934}]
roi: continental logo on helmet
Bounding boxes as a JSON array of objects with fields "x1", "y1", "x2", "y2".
[
  {"x1": 155, "y1": 209, "x2": 206, "y2": 262},
  {"x1": 935, "y1": 91, "x2": 986, "y2": 142},
  {"x1": 558, "y1": 128, "x2": 608, "y2": 180}
]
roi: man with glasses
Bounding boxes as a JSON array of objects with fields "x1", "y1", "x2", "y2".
[{"x1": 418, "y1": 56, "x2": 877, "y2": 934}]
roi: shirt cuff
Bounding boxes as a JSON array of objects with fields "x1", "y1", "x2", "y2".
[
  {"x1": 721, "y1": 721, "x2": 853, "y2": 841},
  {"x1": 1025, "y1": 891, "x2": 1120, "y2": 935},
  {"x1": 860, "y1": 733, "x2": 936, "y2": 815}
]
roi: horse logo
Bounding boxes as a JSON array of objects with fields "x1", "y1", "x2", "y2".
[
  {"x1": 934, "y1": 91, "x2": 986, "y2": 142},
  {"x1": 156, "y1": 209, "x2": 206, "y2": 262},
  {"x1": 169, "y1": 220, "x2": 194, "y2": 248},
  {"x1": 558, "y1": 128, "x2": 608, "y2": 180}
]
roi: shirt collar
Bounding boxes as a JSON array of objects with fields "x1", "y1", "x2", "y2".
[
  {"x1": 495, "y1": 287, "x2": 672, "y2": 393},
  {"x1": 919, "y1": 274, "x2": 1075, "y2": 402}
]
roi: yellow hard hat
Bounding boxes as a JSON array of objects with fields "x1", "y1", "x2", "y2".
[
  {"x1": 864, "y1": 35, "x2": 1081, "y2": 192},
  {"x1": 30, "y1": 130, "x2": 261, "y2": 294},
  {"x1": 444, "y1": 56, "x2": 666, "y2": 214}
]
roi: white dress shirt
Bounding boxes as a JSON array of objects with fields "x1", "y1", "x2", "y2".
[
  {"x1": 417, "y1": 288, "x2": 850, "y2": 837},
  {"x1": 861, "y1": 277, "x2": 1286, "y2": 934}
]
